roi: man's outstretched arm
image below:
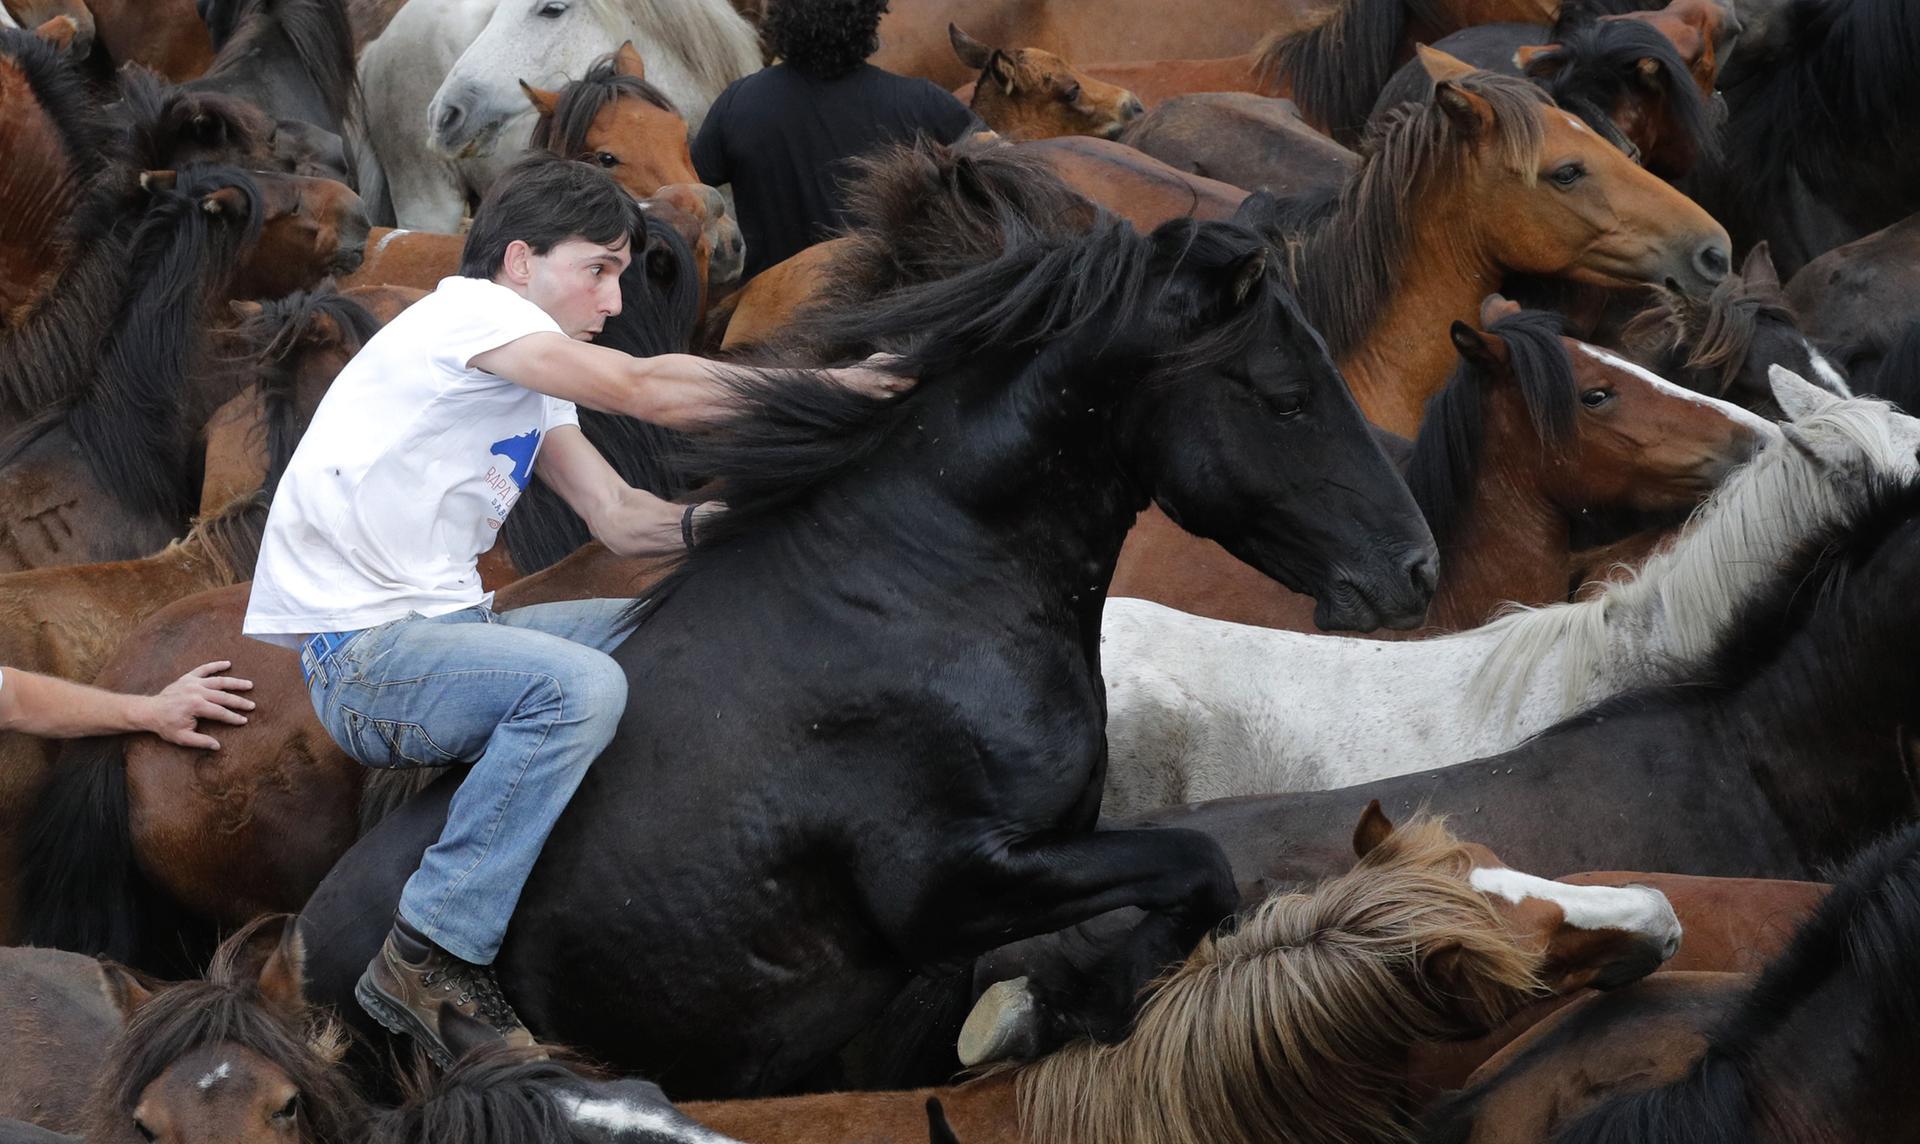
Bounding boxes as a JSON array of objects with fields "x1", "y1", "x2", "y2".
[
  {"x1": 0, "y1": 662, "x2": 255, "y2": 750},
  {"x1": 469, "y1": 335, "x2": 911, "y2": 429}
]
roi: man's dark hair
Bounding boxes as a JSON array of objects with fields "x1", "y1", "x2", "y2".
[
  {"x1": 764, "y1": 0, "x2": 889, "y2": 80},
  {"x1": 459, "y1": 152, "x2": 639, "y2": 279}
]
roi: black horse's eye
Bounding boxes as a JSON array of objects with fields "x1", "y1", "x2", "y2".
[
  {"x1": 1270, "y1": 394, "x2": 1305, "y2": 417},
  {"x1": 272, "y1": 1094, "x2": 299, "y2": 1121},
  {"x1": 1550, "y1": 161, "x2": 1586, "y2": 188},
  {"x1": 1581, "y1": 387, "x2": 1614, "y2": 407},
  {"x1": 595, "y1": 151, "x2": 619, "y2": 168},
  {"x1": 134, "y1": 1120, "x2": 158, "y2": 1142}
]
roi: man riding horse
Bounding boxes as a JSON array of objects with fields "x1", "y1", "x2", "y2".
[{"x1": 243, "y1": 153, "x2": 906, "y2": 1065}]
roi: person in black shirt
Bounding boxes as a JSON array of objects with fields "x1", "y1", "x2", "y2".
[{"x1": 692, "y1": 0, "x2": 979, "y2": 280}]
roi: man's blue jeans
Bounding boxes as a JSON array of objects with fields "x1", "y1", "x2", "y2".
[{"x1": 303, "y1": 600, "x2": 632, "y2": 965}]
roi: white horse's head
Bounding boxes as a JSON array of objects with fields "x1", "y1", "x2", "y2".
[{"x1": 426, "y1": 0, "x2": 757, "y2": 161}]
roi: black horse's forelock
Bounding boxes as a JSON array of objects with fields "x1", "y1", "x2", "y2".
[
  {"x1": 530, "y1": 49, "x2": 680, "y2": 160},
  {"x1": 226, "y1": 286, "x2": 382, "y2": 497},
  {"x1": 1527, "y1": 17, "x2": 1718, "y2": 168},
  {"x1": 1260, "y1": 0, "x2": 1448, "y2": 143},
  {"x1": 196, "y1": 0, "x2": 360, "y2": 124},
  {"x1": 1554, "y1": 821, "x2": 1920, "y2": 1144},
  {"x1": 85, "y1": 920, "x2": 365, "y2": 1144},
  {"x1": 369, "y1": 1043, "x2": 631, "y2": 1144},
  {"x1": 502, "y1": 211, "x2": 699, "y2": 574},
  {"x1": 0, "y1": 25, "x2": 112, "y2": 178},
  {"x1": 0, "y1": 163, "x2": 265, "y2": 525},
  {"x1": 1407, "y1": 308, "x2": 1575, "y2": 552},
  {"x1": 115, "y1": 66, "x2": 271, "y2": 169}
]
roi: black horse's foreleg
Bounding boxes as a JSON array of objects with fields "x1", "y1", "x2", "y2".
[{"x1": 885, "y1": 825, "x2": 1239, "y2": 1054}]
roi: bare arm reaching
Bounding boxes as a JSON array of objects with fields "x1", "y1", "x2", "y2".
[{"x1": 0, "y1": 661, "x2": 255, "y2": 750}]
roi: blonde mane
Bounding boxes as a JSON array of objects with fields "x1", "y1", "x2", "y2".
[
  {"x1": 1464, "y1": 394, "x2": 1911, "y2": 727},
  {"x1": 1014, "y1": 819, "x2": 1543, "y2": 1144}
]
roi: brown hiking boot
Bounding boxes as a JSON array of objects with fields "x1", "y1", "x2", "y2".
[{"x1": 354, "y1": 917, "x2": 540, "y2": 1068}]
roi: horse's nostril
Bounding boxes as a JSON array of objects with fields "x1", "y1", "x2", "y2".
[
  {"x1": 435, "y1": 103, "x2": 464, "y2": 135},
  {"x1": 1694, "y1": 242, "x2": 1730, "y2": 283}
]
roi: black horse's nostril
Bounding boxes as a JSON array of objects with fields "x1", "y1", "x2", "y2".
[
  {"x1": 1694, "y1": 242, "x2": 1731, "y2": 284},
  {"x1": 1405, "y1": 549, "x2": 1440, "y2": 599}
]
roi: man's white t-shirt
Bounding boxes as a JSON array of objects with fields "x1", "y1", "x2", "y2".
[{"x1": 244, "y1": 277, "x2": 579, "y2": 647}]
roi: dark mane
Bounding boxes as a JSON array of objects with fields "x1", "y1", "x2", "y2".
[
  {"x1": 367, "y1": 1043, "x2": 618, "y2": 1144},
  {"x1": 1851, "y1": 320, "x2": 1920, "y2": 410},
  {"x1": 0, "y1": 164, "x2": 264, "y2": 524},
  {"x1": 226, "y1": 287, "x2": 382, "y2": 496},
  {"x1": 501, "y1": 212, "x2": 698, "y2": 574},
  {"x1": 186, "y1": 490, "x2": 273, "y2": 578},
  {"x1": 1554, "y1": 821, "x2": 1920, "y2": 1144},
  {"x1": 0, "y1": 26, "x2": 112, "y2": 180},
  {"x1": 1620, "y1": 264, "x2": 1795, "y2": 396},
  {"x1": 83, "y1": 917, "x2": 363, "y2": 1144},
  {"x1": 1407, "y1": 308, "x2": 1575, "y2": 552},
  {"x1": 529, "y1": 48, "x2": 680, "y2": 159},
  {"x1": 195, "y1": 0, "x2": 359, "y2": 126},
  {"x1": 116, "y1": 66, "x2": 271, "y2": 169},
  {"x1": 1258, "y1": 0, "x2": 1446, "y2": 143},
  {"x1": 1246, "y1": 71, "x2": 1548, "y2": 361},
  {"x1": 1524, "y1": 16, "x2": 1716, "y2": 168}
]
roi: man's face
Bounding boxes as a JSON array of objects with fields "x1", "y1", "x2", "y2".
[{"x1": 515, "y1": 234, "x2": 632, "y2": 341}]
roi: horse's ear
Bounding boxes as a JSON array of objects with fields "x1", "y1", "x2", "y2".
[
  {"x1": 1513, "y1": 43, "x2": 1562, "y2": 78},
  {"x1": 1416, "y1": 43, "x2": 1479, "y2": 84},
  {"x1": 229, "y1": 299, "x2": 265, "y2": 321},
  {"x1": 1739, "y1": 241, "x2": 1779, "y2": 290},
  {"x1": 1769, "y1": 364, "x2": 1837, "y2": 422},
  {"x1": 1434, "y1": 79, "x2": 1496, "y2": 137},
  {"x1": 200, "y1": 185, "x2": 249, "y2": 218},
  {"x1": 519, "y1": 79, "x2": 561, "y2": 119},
  {"x1": 614, "y1": 40, "x2": 646, "y2": 80},
  {"x1": 438, "y1": 1004, "x2": 505, "y2": 1063},
  {"x1": 139, "y1": 169, "x2": 179, "y2": 194},
  {"x1": 1478, "y1": 293, "x2": 1522, "y2": 327},
  {"x1": 948, "y1": 23, "x2": 995, "y2": 70},
  {"x1": 1632, "y1": 55, "x2": 1663, "y2": 89},
  {"x1": 1224, "y1": 247, "x2": 1267, "y2": 307},
  {"x1": 251, "y1": 918, "x2": 310, "y2": 1018},
  {"x1": 1352, "y1": 800, "x2": 1396, "y2": 858},
  {"x1": 1450, "y1": 320, "x2": 1508, "y2": 371},
  {"x1": 97, "y1": 961, "x2": 158, "y2": 1018},
  {"x1": 985, "y1": 49, "x2": 1019, "y2": 95},
  {"x1": 303, "y1": 308, "x2": 345, "y2": 348},
  {"x1": 926, "y1": 1097, "x2": 963, "y2": 1144},
  {"x1": 33, "y1": 14, "x2": 83, "y2": 54}
]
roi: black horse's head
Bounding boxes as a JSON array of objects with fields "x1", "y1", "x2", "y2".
[{"x1": 1106, "y1": 216, "x2": 1438, "y2": 631}]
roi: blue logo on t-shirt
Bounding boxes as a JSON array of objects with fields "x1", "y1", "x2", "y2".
[{"x1": 489, "y1": 429, "x2": 541, "y2": 491}]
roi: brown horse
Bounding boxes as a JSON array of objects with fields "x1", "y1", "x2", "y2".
[
  {"x1": 1110, "y1": 295, "x2": 1764, "y2": 633},
  {"x1": 0, "y1": 494, "x2": 267, "y2": 940},
  {"x1": 685, "y1": 810, "x2": 1662, "y2": 1144},
  {"x1": 0, "y1": 947, "x2": 148, "y2": 1133},
  {"x1": 1115, "y1": 92, "x2": 1358, "y2": 197},
  {"x1": 947, "y1": 23, "x2": 1143, "y2": 140},
  {"x1": 227, "y1": 171, "x2": 369, "y2": 299},
  {"x1": 333, "y1": 225, "x2": 462, "y2": 292},
  {"x1": 0, "y1": 26, "x2": 109, "y2": 330},
  {"x1": 870, "y1": 0, "x2": 1310, "y2": 91}
]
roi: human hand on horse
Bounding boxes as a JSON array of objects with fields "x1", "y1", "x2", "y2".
[{"x1": 141, "y1": 661, "x2": 255, "y2": 750}]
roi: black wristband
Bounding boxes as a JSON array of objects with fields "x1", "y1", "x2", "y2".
[{"x1": 681, "y1": 503, "x2": 698, "y2": 548}]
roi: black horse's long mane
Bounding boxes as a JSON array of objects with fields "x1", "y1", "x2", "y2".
[
  {"x1": 116, "y1": 65, "x2": 273, "y2": 168},
  {"x1": 368, "y1": 1042, "x2": 684, "y2": 1144},
  {"x1": 1260, "y1": 0, "x2": 1448, "y2": 143},
  {"x1": 226, "y1": 286, "x2": 382, "y2": 496},
  {"x1": 1619, "y1": 250, "x2": 1802, "y2": 398},
  {"x1": 1407, "y1": 308, "x2": 1576, "y2": 552},
  {"x1": 530, "y1": 48, "x2": 681, "y2": 159},
  {"x1": 1524, "y1": 15, "x2": 1717, "y2": 167},
  {"x1": 0, "y1": 164, "x2": 264, "y2": 524},
  {"x1": 501, "y1": 212, "x2": 700, "y2": 574},
  {"x1": 193, "y1": 0, "x2": 360, "y2": 125},
  {"x1": 1552, "y1": 820, "x2": 1920, "y2": 1143}
]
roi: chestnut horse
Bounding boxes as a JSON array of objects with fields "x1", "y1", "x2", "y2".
[
  {"x1": 0, "y1": 27, "x2": 109, "y2": 330},
  {"x1": 947, "y1": 23, "x2": 1143, "y2": 140},
  {"x1": 684, "y1": 811, "x2": 1674, "y2": 1143},
  {"x1": 1110, "y1": 296, "x2": 1763, "y2": 634}
]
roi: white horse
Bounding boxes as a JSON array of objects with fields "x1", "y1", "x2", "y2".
[
  {"x1": 363, "y1": 0, "x2": 758, "y2": 230},
  {"x1": 1099, "y1": 367, "x2": 1920, "y2": 817}
]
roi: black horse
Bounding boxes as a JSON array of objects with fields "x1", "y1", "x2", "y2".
[{"x1": 298, "y1": 190, "x2": 1437, "y2": 1095}]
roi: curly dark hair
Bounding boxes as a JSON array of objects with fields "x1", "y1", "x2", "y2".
[{"x1": 765, "y1": 0, "x2": 889, "y2": 80}]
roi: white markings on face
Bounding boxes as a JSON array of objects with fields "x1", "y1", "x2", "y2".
[
  {"x1": 1804, "y1": 345, "x2": 1854, "y2": 398},
  {"x1": 1576, "y1": 342, "x2": 1782, "y2": 440},
  {"x1": 197, "y1": 1061, "x2": 233, "y2": 1091},
  {"x1": 1471, "y1": 865, "x2": 1683, "y2": 958},
  {"x1": 1560, "y1": 111, "x2": 1594, "y2": 135},
  {"x1": 561, "y1": 1094, "x2": 740, "y2": 1142}
]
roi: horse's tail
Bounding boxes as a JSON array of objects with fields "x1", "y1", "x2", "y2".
[{"x1": 16, "y1": 735, "x2": 143, "y2": 962}]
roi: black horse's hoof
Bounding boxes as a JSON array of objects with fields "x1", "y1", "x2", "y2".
[{"x1": 958, "y1": 976, "x2": 1043, "y2": 1066}]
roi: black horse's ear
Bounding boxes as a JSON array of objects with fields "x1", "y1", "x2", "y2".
[
  {"x1": 949, "y1": 23, "x2": 994, "y2": 71},
  {"x1": 926, "y1": 1097, "x2": 963, "y2": 1144},
  {"x1": 1352, "y1": 799, "x2": 1396, "y2": 858},
  {"x1": 1739, "y1": 241, "x2": 1779, "y2": 290},
  {"x1": 1224, "y1": 248, "x2": 1267, "y2": 307}
]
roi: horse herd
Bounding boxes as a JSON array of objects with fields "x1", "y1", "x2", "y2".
[{"x1": 1, "y1": 0, "x2": 1919, "y2": 1139}]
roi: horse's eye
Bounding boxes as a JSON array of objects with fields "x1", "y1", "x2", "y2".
[
  {"x1": 537, "y1": 0, "x2": 567, "y2": 15},
  {"x1": 1550, "y1": 161, "x2": 1586, "y2": 188},
  {"x1": 596, "y1": 151, "x2": 619, "y2": 168},
  {"x1": 272, "y1": 1094, "x2": 299, "y2": 1121},
  {"x1": 1270, "y1": 393, "x2": 1305, "y2": 418},
  {"x1": 134, "y1": 1120, "x2": 158, "y2": 1142},
  {"x1": 1581, "y1": 387, "x2": 1613, "y2": 407}
]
